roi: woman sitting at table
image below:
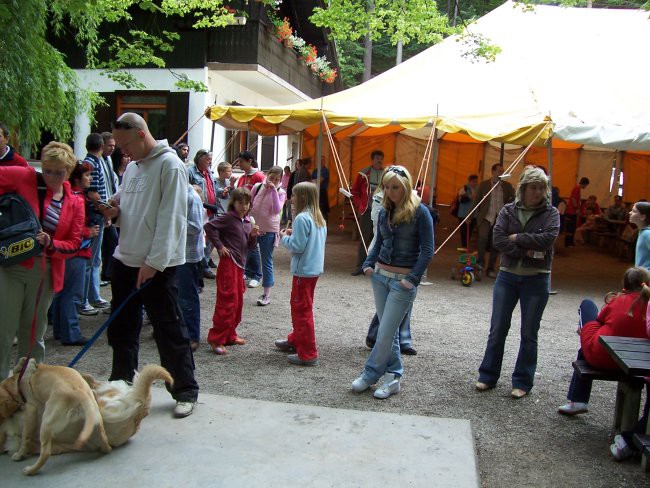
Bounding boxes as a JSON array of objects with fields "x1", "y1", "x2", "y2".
[{"x1": 558, "y1": 266, "x2": 650, "y2": 417}]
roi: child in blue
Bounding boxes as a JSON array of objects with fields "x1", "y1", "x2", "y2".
[
  {"x1": 275, "y1": 182, "x2": 327, "y2": 366},
  {"x1": 352, "y1": 166, "x2": 434, "y2": 398}
]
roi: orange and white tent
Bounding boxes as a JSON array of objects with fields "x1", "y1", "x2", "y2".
[{"x1": 206, "y1": 2, "x2": 650, "y2": 205}]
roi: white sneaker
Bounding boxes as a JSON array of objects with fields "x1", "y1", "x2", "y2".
[
  {"x1": 558, "y1": 401, "x2": 588, "y2": 416},
  {"x1": 610, "y1": 434, "x2": 633, "y2": 461},
  {"x1": 351, "y1": 376, "x2": 371, "y2": 393},
  {"x1": 373, "y1": 373, "x2": 400, "y2": 399},
  {"x1": 248, "y1": 279, "x2": 260, "y2": 288},
  {"x1": 79, "y1": 304, "x2": 100, "y2": 316},
  {"x1": 90, "y1": 299, "x2": 111, "y2": 309},
  {"x1": 257, "y1": 294, "x2": 271, "y2": 306},
  {"x1": 173, "y1": 401, "x2": 196, "y2": 418}
]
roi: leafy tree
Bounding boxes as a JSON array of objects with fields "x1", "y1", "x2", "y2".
[{"x1": 1, "y1": 0, "x2": 276, "y2": 151}]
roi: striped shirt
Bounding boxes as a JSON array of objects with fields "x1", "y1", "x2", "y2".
[
  {"x1": 85, "y1": 154, "x2": 107, "y2": 201},
  {"x1": 42, "y1": 198, "x2": 62, "y2": 234}
]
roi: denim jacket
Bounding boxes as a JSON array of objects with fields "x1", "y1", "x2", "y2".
[{"x1": 363, "y1": 203, "x2": 434, "y2": 286}]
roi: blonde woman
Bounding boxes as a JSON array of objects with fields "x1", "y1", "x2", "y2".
[
  {"x1": 275, "y1": 182, "x2": 327, "y2": 366},
  {"x1": 352, "y1": 166, "x2": 434, "y2": 399},
  {"x1": 0, "y1": 141, "x2": 84, "y2": 376},
  {"x1": 476, "y1": 166, "x2": 560, "y2": 399}
]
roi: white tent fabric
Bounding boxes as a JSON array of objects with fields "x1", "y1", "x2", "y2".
[
  {"x1": 207, "y1": 2, "x2": 650, "y2": 150},
  {"x1": 469, "y1": 2, "x2": 650, "y2": 150}
]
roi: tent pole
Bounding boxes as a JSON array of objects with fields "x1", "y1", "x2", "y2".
[
  {"x1": 210, "y1": 121, "x2": 217, "y2": 154},
  {"x1": 547, "y1": 135, "x2": 558, "y2": 296},
  {"x1": 316, "y1": 121, "x2": 323, "y2": 200},
  {"x1": 428, "y1": 127, "x2": 438, "y2": 207},
  {"x1": 499, "y1": 143, "x2": 505, "y2": 165}
]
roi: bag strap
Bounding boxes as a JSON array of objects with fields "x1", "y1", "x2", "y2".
[
  {"x1": 251, "y1": 182, "x2": 263, "y2": 202},
  {"x1": 36, "y1": 172, "x2": 47, "y2": 227}
]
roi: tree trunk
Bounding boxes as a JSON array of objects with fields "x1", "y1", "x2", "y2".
[
  {"x1": 396, "y1": 39, "x2": 403, "y2": 65},
  {"x1": 363, "y1": 0, "x2": 374, "y2": 82}
]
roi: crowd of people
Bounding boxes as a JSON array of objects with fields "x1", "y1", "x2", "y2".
[{"x1": 0, "y1": 115, "x2": 649, "y2": 458}]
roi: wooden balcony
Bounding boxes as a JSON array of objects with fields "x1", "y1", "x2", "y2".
[{"x1": 207, "y1": 20, "x2": 335, "y2": 99}]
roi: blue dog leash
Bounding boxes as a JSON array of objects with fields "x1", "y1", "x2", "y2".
[{"x1": 68, "y1": 281, "x2": 150, "y2": 368}]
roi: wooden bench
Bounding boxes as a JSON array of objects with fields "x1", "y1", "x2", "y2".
[
  {"x1": 572, "y1": 360, "x2": 645, "y2": 431},
  {"x1": 632, "y1": 433, "x2": 650, "y2": 472}
]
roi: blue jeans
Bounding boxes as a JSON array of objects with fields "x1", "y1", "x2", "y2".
[
  {"x1": 566, "y1": 299, "x2": 599, "y2": 402},
  {"x1": 84, "y1": 221, "x2": 105, "y2": 305},
  {"x1": 244, "y1": 244, "x2": 262, "y2": 281},
  {"x1": 257, "y1": 232, "x2": 277, "y2": 288},
  {"x1": 478, "y1": 271, "x2": 550, "y2": 391},
  {"x1": 176, "y1": 261, "x2": 201, "y2": 342},
  {"x1": 52, "y1": 256, "x2": 87, "y2": 343},
  {"x1": 366, "y1": 309, "x2": 412, "y2": 346},
  {"x1": 361, "y1": 272, "x2": 417, "y2": 384}
]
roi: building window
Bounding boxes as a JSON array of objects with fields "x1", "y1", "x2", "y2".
[{"x1": 117, "y1": 93, "x2": 168, "y2": 140}]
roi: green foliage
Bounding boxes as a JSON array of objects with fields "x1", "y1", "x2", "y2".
[
  {"x1": 1, "y1": 0, "x2": 237, "y2": 149},
  {"x1": 311, "y1": 0, "x2": 452, "y2": 45}
]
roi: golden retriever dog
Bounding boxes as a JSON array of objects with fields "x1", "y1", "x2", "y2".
[
  {"x1": 2, "y1": 358, "x2": 112, "y2": 475},
  {"x1": 82, "y1": 364, "x2": 173, "y2": 447},
  {"x1": 1, "y1": 363, "x2": 173, "y2": 474}
]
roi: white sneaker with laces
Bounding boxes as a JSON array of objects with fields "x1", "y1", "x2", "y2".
[
  {"x1": 373, "y1": 373, "x2": 400, "y2": 399},
  {"x1": 79, "y1": 304, "x2": 100, "y2": 316},
  {"x1": 173, "y1": 401, "x2": 196, "y2": 418},
  {"x1": 257, "y1": 294, "x2": 271, "y2": 306},
  {"x1": 248, "y1": 279, "x2": 260, "y2": 288},
  {"x1": 351, "y1": 376, "x2": 370, "y2": 393},
  {"x1": 610, "y1": 434, "x2": 633, "y2": 461},
  {"x1": 558, "y1": 401, "x2": 588, "y2": 416},
  {"x1": 91, "y1": 299, "x2": 111, "y2": 309}
]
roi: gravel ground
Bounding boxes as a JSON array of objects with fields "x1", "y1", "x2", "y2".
[{"x1": 32, "y1": 216, "x2": 648, "y2": 488}]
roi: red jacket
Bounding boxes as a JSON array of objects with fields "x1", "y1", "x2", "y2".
[
  {"x1": 0, "y1": 166, "x2": 84, "y2": 292},
  {"x1": 0, "y1": 146, "x2": 28, "y2": 167},
  {"x1": 351, "y1": 166, "x2": 373, "y2": 215},
  {"x1": 70, "y1": 186, "x2": 94, "y2": 260},
  {"x1": 580, "y1": 292, "x2": 648, "y2": 370}
]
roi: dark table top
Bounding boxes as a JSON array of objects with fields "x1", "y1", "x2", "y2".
[{"x1": 599, "y1": 336, "x2": 650, "y2": 376}]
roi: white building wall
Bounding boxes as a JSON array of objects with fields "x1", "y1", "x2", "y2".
[{"x1": 73, "y1": 68, "x2": 305, "y2": 170}]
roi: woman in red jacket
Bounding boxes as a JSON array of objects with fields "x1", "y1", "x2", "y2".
[
  {"x1": 558, "y1": 266, "x2": 650, "y2": 416},
  {"x1": 50, "y1": 160, "x2": 100, "y2": 346},
  {"x1": 0, "y1": 141, "x2": 84, "y2": 377}
]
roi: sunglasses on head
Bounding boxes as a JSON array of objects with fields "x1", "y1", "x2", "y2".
[
  {"x1": 111, "y1": 120, "x2": 140, "y2": 130},
  {"x1": 386, "y1": 166, "x2": 407, "y2": 178}
]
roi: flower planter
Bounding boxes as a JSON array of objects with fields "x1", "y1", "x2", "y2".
[{"x1": 283, "y1": 38, "x2": 294, "y2": 49}]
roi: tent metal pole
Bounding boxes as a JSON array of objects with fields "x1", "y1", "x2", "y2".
[
  {"x1": 429, "y1": 127, "x2": 438, "y2": 207},
  {"x1": 210, "y1": 121, "x2": 217, "y2": 154},
  {"x1": 316, "y1": 121, "x2": 323, "y2": 199},
  {"x1": 547, "y1": 135, "x2": 558, "y2": 295},
  {"x1": 499, "y1": 143, "x2": 505, "y2": 165}
]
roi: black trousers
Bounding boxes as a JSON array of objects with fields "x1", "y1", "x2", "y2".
[{"x1": 107, "y1": 260, "x2": 199, "y2": 402}]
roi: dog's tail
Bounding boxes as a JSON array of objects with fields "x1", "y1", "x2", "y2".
[
  {"x1": 132, "y1": 365, "x2": 173, "y2": 403},
  {"x1": 74, "y1": 393, "x2": 106, "y2": 450}
]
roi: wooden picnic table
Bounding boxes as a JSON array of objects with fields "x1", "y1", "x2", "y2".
[{"x1": 599, "y1": 335, "x2": 650, "y2": 469}]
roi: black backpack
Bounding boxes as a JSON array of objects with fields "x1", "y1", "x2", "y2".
[{"x1": 0, "y1": 174, "x2": 47, "y2": 266}]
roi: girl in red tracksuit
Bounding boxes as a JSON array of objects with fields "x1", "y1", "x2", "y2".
[
  {"x1": 274, "y1": 182, "x2": 327, "y2": 366},
  {"x1": 204, "y1": 188, "x2": 259, "y2": 355}
]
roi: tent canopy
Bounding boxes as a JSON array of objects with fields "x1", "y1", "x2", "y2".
[
  {"x1": 206, "y1": 3, "x2": 650, "y2": 206},
  {"x1": 207, "y1": 2, "x2": 650, "y2": 150}
]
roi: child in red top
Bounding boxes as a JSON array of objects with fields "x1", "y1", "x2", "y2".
[
  {"x1": 558, "y1": 266, "x2": 650, "y2": 416},
  {"x1": 204, "y1": 188, "x2": 259, "y2": 355}
]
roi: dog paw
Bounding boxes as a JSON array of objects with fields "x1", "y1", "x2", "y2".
[
  {"x1": 12, "y1": 452, "x2": 25, "y2": 462},
  {"x1": 23, "y1": 465, "x2": 37, "y2": 476}
]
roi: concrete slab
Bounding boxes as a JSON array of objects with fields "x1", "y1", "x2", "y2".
[{"x1": 1, "y1": 388, "x2": 479, "y2": 487}]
